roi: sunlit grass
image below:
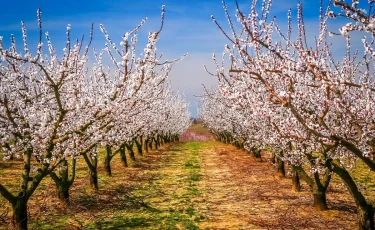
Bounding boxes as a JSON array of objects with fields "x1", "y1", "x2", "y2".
[
  {"x1": 0, "y1": 140, "x2": 208, "y2": 229},
  {"x1": 349, "y1": 160, "x2": 375, "y2": 205}
]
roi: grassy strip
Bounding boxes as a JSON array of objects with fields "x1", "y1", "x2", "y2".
[
  {"x1": 0, "y1": 142, "x2": 207, "y2": 229},
  {"x1": 82, "y1": 142, "x2": 206, "y2": 229}
]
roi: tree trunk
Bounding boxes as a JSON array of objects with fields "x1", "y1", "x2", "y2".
[
  {"x1": 276, "y1": 150, "x2": 285, "y2": 177},
  {"x1": 50, "y1": 159, "x2": 75, "y2": 205},
  {"x1": 89, "y1": 169, "x2": 98, "y2": 190},
  {"x1": 357, "y1": 205, "x2": 374, "y2": 230},
  {"x1": 294, "y1": 165, "x2": 330, "y2": 211},
  {"x1": 161, "y1": 136, "x2": 164, "y2": 145},
  {"x1": 104, "y1": 157, "x2": 111, "y2": 176},
  {"x1": 331, "y1": 161, "x2": 374, "y2": 230},
  {"x1": 89, "y1": 157, "x2": 98, "y2": 190},
  {"x1": 159, "y1": 135, "x2": 164, "y2": 146},
  {"x1": 135, "y1": 139, "x2": 143, "y2": 156},
  {"x1": 313, "y1": 189, "x2": 328, "y2": 211},
  {"x1": 12, "y1": 198, "x2": 28, "y2": 230},
  {"x1": 148, "y1": 138, "x2": 153, "y2": 150},
  {"x1": 119, "y1": 145, "x2": 128, "y2": 168},
  {"x1": 82, "y1": 150, "x2": 99, "y2": 190},
  {"x1": 253, "y1": 149, "x2": 262, "y2": 162},
  {"x1": 58, "y1": 189, "x2": 69, "y2": 203},
  {"x1": 144, "y1": 140, "x2": 149, "y2": 153},
  {"x1": 271, "y1": 152, "x2": 276, "y2": 164},
  {"x1": 149, "y1": 140, "x2": 153, "y2": 150},
  {"x1": 154, "y1": 137, "x2": 159, "y2": 149},
  {"x1": 291, "y1": 168, "x2": 301, "y2": 192},
  {"x1": 55, "y1": 181, "x2": 70, "y2": 205},
  {"x1": 104, "y1": 145, "x2": 112, "y2": 176},
  {"x1": 276, "y1": 159, "x2": 285, "y2": 177},
  {"x1": 125, "y1": 143, "x2": 136, "y2": 161}
]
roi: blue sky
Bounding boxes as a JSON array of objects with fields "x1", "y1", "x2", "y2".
[{"x1": 0, "y1": 0, "x2": 352, "y2": 116}]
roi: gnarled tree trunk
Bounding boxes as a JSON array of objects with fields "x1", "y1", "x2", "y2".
[
  {"x1": 12, "y1": 198, "x2": 28, "y2": 230},
  {"x1": 89, "y1": 168, "x2": 98, "y2": 190},
  {"x1": 144, "y1": 139, "x2": 149, "y2": 153},
  {"x1": 253, "y1": 149, "x2": 262, "y2": 162},
  {"x1": 291, "y1": 167, "x2": 301, "y2": 192},
  {"x1": 125, "y1": 143, "x2": 136, "y2": 161},
  {"x1": 331, "y1": 161, "x2": 374, "y2": 230},
  {"x1": 276, "y1": 154, "x2": 285, "y2": 178},
  {"x1": 295, "y1": 164, "x2": 331, "y2": 211},
  {"x1": 104, "y1": 145, "x2": 113, "y2": 176},
  {"x1": 313, "y1": 187, "x2": 328, "y2": 211},
  {"x1": 134, "y1": 138, "x2": 143, "y2": 156},
  {"x1": 148, "y1": 138, "x2": 153, "y2": 150},
  {"x1": 50, "y1": 158, "x2": 76, "y2": 205},
  {"x1": 119, "y1": 145, "x2": 128, "y2": 168},
  {"x1": 154, "y1": 136, "x2": 159, "y2": 149},
  {"x1": 82, "y1": 151, "x2": 99, "y2": 190}
]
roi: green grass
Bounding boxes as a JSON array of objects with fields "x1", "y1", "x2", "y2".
[
  {"x1": 0, "y1": 141, "x2": 206, "y2": 229},
  {"x1": 185, "y1": 160, "x2": 200, "y2": 169},
  {"x1": 190, "y1": 173, "x2": 201, "y2": 182},
  {"x1": 189, "y1": 187, "x2": 200, "y2": 196},
  {"x1": 349, "y1": 159, "x2": 375, "y2": 205},
  {"x1": 85, "y1": 214, "x2": 152, "y2": 229}
]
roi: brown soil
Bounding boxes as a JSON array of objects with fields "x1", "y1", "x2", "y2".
[{"x1": 197, "y1": 142, "x2": 357, "y2": 230}]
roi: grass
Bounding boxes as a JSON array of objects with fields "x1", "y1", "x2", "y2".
[{"x1": 347, "y1": 159, "x2": 375, "y2": 205}]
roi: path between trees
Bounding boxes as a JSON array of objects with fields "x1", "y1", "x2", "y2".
[
  {"x1": 120, "y1": 126, "x2": 358, "y2": 229},
  {"x1": 197, "y1": 142, "x2": 357, "y2": 229},
  {"x1": 0, "y1": 126, "x2": 359, "y2": 229},
  {"x1": 169, "y1": 127, "x2": 357, "y2": 229}
]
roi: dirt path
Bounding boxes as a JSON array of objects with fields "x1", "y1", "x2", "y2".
[
  {"x1": 125, "y1": 125, "x2": 358, "y2": 229},
  {"x1": 178, "y1": 125, "x2": 357, "y2": 229},
  {"x1": 196, "y1": 142, "x2": 356, "y2": 229}
]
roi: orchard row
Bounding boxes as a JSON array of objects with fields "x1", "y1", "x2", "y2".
[
  {"x1": 0, "y1": 6, "x2": 191, "y2": 229},
  {"x1": 200, "y1": 1, "x2": 375, "y2": 230}
]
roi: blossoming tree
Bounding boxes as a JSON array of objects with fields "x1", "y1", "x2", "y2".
[
  {"x1": 200, "y1": 0, "x2": 375, "y2": 229},
  {"x1": 0, "y1": 6, "x2": 190, "y2": 230}
]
